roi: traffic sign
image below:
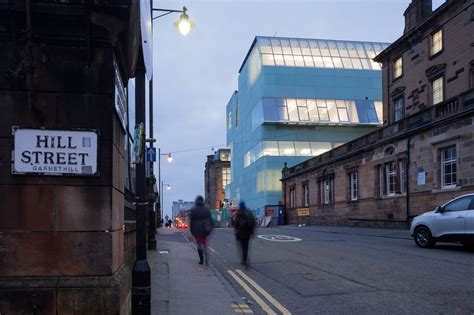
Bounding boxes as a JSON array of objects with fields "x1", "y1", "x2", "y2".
[{"x1": 146, "y1": 147, "x2": 156, "y2": 162}]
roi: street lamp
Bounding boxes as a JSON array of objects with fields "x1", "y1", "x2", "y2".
[
  {"x1": 158, "y1": 149, "x2": 172, "y2": 226},
  {"x1": 152, "y1": 6, "x2": 195, "y2": 36},
  {"x1": 132, "y1": 2, "x2": 193, "y2": 314},
  {"x1": 161, "y1": 181, "x2": 171, "y2": 222}
]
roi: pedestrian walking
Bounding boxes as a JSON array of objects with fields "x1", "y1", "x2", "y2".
[
  {"x1": 233, "y1": 201, "x2": 256, "y2": 268},
  {"x1": 168, "y1": 219, "x2": 172, "y2": 228},
  {"x1": 189, "y1": 195, "x2": 213, "y2": 266}
]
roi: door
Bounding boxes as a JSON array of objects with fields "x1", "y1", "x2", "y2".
[
  {"x1": 433, "y1": 196, "x2": 471, "y2": 239},
  {"x1": 465, "y1": 198, "x2": 474, "y2": 241}
]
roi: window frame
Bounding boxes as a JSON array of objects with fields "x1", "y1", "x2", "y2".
[
  {"x1": 393, "y1": 97, "x2": 404, "y2": 122},
  {"x1": 385, "y1": 162, "x2": 397, "y2": 196},
  {"x1": 431, "y1": 76, "x2": 444, "y2": 105},
  {"x1": 440, "y1": 145, "x2": 457, "y2": 189},
  {"x1": 302, "y1": 182, "x2": 309, "y2": 207},
  {"x1": 393, "y1": 56, "x2": 403, "y2": 80},
  {"x1": 430, "y1": 28, "x2": 443, "y2": 58},
  {"x1": 349, "y1": 171, "x2": 358, "y2": 201},
  {"x1": 289, "y1": 187, "x2": 296, "y2": 208}
]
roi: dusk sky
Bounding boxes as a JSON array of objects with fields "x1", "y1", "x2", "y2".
[{"x1": 151, "y1": 0, "x2": 445, "y2": 217}]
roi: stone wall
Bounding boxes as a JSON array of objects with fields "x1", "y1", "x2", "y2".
[{"x1": 0, "y1": 8, "x2": 130, "y2": 314}]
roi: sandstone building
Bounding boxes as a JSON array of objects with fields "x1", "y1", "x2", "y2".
[
  {"x1": 205, "y1": 148, "x2": 231, "y2": 209},
  {"x1": 282, "y1": 0, "x2": 474, "y2": 227}
]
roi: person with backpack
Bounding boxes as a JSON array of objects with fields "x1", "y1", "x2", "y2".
[
  {"x1": 233, "y1": 201, "x2": 256, "y2": 268},
  {"x1": 189, "y1": 195, "x2": 213, "y2": 266}
]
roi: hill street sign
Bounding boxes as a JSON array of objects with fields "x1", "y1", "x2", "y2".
[{"x1": 12, "y1": 127, "x2": 99, "y2": 176}]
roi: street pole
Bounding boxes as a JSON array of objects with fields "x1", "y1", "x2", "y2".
[
  {"x1": 147, "y1": 78, "x2": 157, "y2": 250},
  {"x1": 131, "y1": 52, "x2": 151, "y2": 314},
  {"x1": 158, "y1": 148, "x2": 162, "y2": 224},
  {"x1": 161, "y1": 180, "x2": 163, "y2": 223}
]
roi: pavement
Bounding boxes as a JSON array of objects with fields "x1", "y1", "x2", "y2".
[{"x1": 150, "y1": 227, "x2": 249, "y2": 315}]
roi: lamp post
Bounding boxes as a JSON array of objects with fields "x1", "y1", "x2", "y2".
[
  {"x1": 161, "y1": 181, "x2": 171, "y2": 221},
  {"x1": 132, "y1": 2, "x2": 193, "y2": 314},
  {"x1": 149, "y1": 5, "x2": 193, "y2": 228},
  {"x1": 158, "y1": 148, "x2": 172, "y2": 225}
]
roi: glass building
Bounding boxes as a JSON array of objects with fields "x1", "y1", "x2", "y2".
[{"x1": 226, "y1": 36, "x2": 390, "y2": 216}]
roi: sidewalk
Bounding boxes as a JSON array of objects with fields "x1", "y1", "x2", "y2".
[{"x1": 149, "y1": 228, "x2": 241, "y2": 315}]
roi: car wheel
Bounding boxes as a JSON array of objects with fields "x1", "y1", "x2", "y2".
[{"x1": 414, "y1": 226, "x2": 435, "y2": 248}]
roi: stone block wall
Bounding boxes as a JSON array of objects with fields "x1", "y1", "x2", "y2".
[{"x1": 0, "y1": 25, "x2": 129, "y2": 315}]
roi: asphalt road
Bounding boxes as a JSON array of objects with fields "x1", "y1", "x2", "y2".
[{"x1": 202, "y1": 225, "x2": 474, "y2": 315}]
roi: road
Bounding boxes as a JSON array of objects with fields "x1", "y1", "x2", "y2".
[{"x1": 191, "y1": 225, "x2": 474, "y2": 315}]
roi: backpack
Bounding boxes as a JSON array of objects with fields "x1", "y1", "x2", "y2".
[{"x1": 238, "y1": 210, "x2": 255, "y2": 231}]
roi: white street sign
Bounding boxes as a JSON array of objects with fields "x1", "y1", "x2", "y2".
[{"x1": 12, "y1": 128, "x2": 99, "y2": 176}]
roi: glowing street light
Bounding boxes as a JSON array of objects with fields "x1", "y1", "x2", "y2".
[
  {"x1": 174, "y1": 7, "x2": 195, "y2": 36},
  {"x1": 167, "y1": 153, "x2": 173, "y2": 162}
]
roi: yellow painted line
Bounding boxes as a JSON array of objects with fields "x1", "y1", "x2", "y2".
[
  {"x1": 236, "y1": 269, "x2": 292, "y2": 315},
  {"x1": 228, "y1": 270, "x2": 276, "y2": 315}
]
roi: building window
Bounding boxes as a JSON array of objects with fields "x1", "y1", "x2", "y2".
[
  {"x1": 235, "y1": 105, "x2": 239, "y2": 127},
  {"x1": 441, "y1": 146, "x2": 457, "y2": 188},
  {"x1": 222, "y1": 167, "x2": 231, "y2": 187},
  {"x1": 319, "y1": 177, "x2": 334, "y2": 205},
  {"x1": 289, "y1": 187, "x2": 296, "y2": 208},
  {"x1": 349, "y1": 171, "x2": 358, "y2": 201},
  {"x1": 393, "y1": 57, "x2": 403, "y2": 79},
  {"x1": 385, "y1": 162, "x2": 396, "y2": 196},
  {"x1": 399, "y1": 160, "x2": 406, "y2": 193},
  {"x1": 432, "y1": 76, "x2": 444, "y2": 105},
  {"x1": 228, "y1": 112, "x2": 232, "y2": 130},
  {"x1": 303, "y1": 183, "x2": 309, "y2": 207},
  {"x1": 394, "y1": 97, "x2": 404, "y2": 122},
  {"x1": 430, "y1": 29, "x2": 443, "y2": 56}
]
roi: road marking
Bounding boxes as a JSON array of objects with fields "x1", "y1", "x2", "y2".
[
  {"x1": 231, "y1": 303, "x2": 253, "y2": 314},
  {"x1": 235, "y1": 270, "x2": 291, "y2": 315},
  {"x1": 257, "y1": 235, "x2": 302, "y2": 242},
  {"x1": 228, "y1": 270, "x2": 276, "y2": 315},
  {"x1": 209, "y1": 246, "x2": 216, "y2": 254}
]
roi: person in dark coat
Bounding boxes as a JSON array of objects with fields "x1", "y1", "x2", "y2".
[
  {"x1": 189, "y1": 195, "x2": 213, "y2": 265},
  {"x1": 233, "y1": 201, "x2": 256, "y2": 267}
]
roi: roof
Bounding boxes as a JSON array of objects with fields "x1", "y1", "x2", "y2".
[
  {"x1": 239, "y1": 35, "x2": 390, "y2": 73},
  {"x1": 374, "y1": 0, "x2": 463, "y2": 62}
]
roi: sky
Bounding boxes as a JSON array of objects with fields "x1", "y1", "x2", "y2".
[{"x1": 150, "y1": 0, "x2": 445, "y2": 218}]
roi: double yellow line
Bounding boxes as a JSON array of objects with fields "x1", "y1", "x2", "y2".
[{"x1": 228, "y1": 269, "x2": 291, "y2": 315}]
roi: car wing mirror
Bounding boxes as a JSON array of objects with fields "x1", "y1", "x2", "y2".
[{"x1": 435, "y1": 206, "x2": 444, "y2": 213}]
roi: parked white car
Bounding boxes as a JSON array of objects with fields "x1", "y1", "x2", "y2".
[{"x1": 410, "y1": 193, "x2": 474, "y2": 248}]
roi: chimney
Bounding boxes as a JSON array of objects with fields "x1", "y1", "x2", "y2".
[{"x1": 404, "y1": 0, "x2": 433, "y2": 34}]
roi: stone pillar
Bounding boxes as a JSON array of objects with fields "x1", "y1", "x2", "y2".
[{"x1": 0, "y1": 6, "x2": 131, "y2": 314}]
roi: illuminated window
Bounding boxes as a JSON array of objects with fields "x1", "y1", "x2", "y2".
[
  {"x1": 256, "y1": 37, "x2": 389, "y2": 70},
  {"x1": 279, "y1": 142, "x2": 295, "y2": 156},
  {"x1": 336, "y1": 100, "x2": 349, "y2": 122},
  {"x1": 393, "y1": 57, "x2": 403, "y2": 79},
  {"x1": 432, "y1": 76, "x2": 444, "y2": 105},
  {"x1": 222, "y1": 167, "x2": 231, "y2": 187},
  {"x1": 431, "y1": 29, "x2": 443, "y2": 56},
  {"x1": 261, "y1": 54, "x2": 275, "y2": 66},
  {"x1": 441, "y1": 146, "x2": 457, "y2": 188}
]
